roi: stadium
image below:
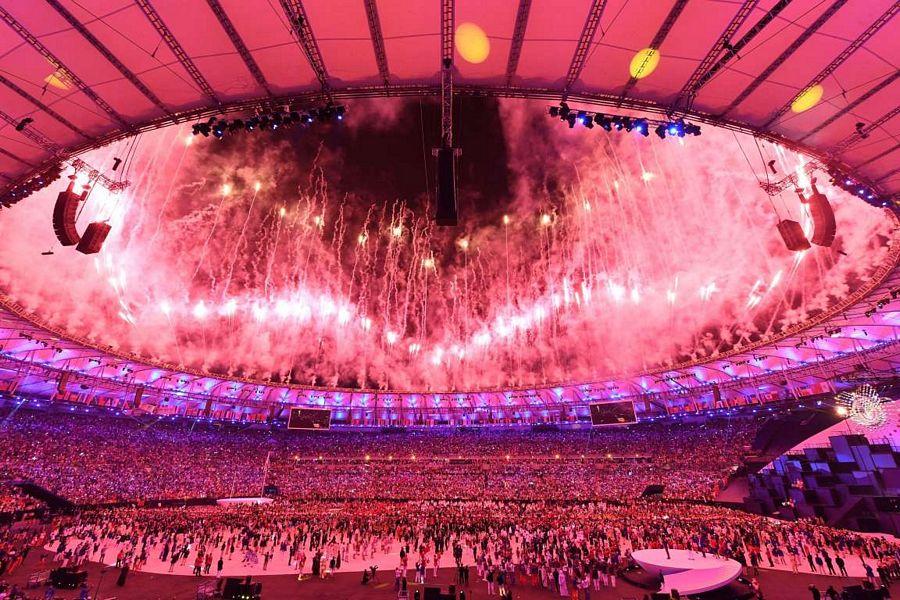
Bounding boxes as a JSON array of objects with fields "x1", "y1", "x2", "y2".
[{"x1": 0, "y1": 0, "x2": 897, "y2": 598}]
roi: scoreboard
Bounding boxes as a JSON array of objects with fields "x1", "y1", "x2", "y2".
[
  {"x1": 287, "y1": 407, "x2": 332, "y2": 430},
  {"x1": 589, "y1": 401, "x2": 637, "y2": 426}
]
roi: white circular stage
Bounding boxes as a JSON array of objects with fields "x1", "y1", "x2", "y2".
[
  {"x1": 215, "y1": 497, "x2": 274, "y2": 506},
  {"x1": 631, "y1": 549, "x2": 743, "y2": 595}
]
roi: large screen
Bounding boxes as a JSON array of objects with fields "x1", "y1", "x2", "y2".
[
  {"x1": 589, "y1": 401, "x2": 637, "y2": 426},
  {"x1": 287, "y1": 407, "x2": 332, "y2": 430}
]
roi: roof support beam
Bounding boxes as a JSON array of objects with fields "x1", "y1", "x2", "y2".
[
  {"x1": 800, "y1": 71, "x2": 899, "y2": 141},
  {"x1": 45, "y1": 0, "x2": 171, "y2": 116},
  {"x1": 853, "y1": 142, "x2": 899, "y2": 169},
  {"x1": 720, "y1": 0, "x2": 848, "y2": 116},
  {"x1": 0, "y1": 73, "x2": 90, "y2": 139},
  {"x1": 134, "y1": 0, "x2": 219, "y2": 105},
  {"x1": 363, "y1": 0, "x2": 390, "y2": 87},
  {"x1": 672, "y1": 0, "x2": 758, "y2": 111},
  {"x1": 689, "y1": 0, "x2": 792, "y2": 96},
  {"x1": 764, "y1": 4, "x2": 899, "y2": 128},
  {"x1": 0, "y1": 109, "x2": 60, "y2": 154},
  {"x1": 874, "y1": 164, "x2": 900, "y2": 183},
  {"x1": 833, "y1": 105, "x2": 900, "y2": 153},
  {"x1": 0, "y1": 147, "x2": 35, "y2": 168},
  {"x1": 619, "y1": 0, "x2": 689, "y2": 99},
  {"x1": 505, "y1": 0, "x2": 532, "y2": 86},
  {"x1": 204, "y1": 0, "x2": 271, "y2": 97},
  {"x1": 279, "y1": 0, "x2": 331, "y2": 97},
  {"x1": 0, "y1": 6, "x2": 129, "y2": 129},
  {"x1": 563, "y1": 0, "x2": 608, "y2": 96}
]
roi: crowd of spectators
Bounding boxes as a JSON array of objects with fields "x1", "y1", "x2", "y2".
[
  {"x1": 46, "y1": 499, "x2": 900, "y2": 598},
  {"x1": 0, "y1": 487, "x2": 41, "y2": 516},
  {"x1": 0, "y1": 410, "x2": 755, "y2": 505}
]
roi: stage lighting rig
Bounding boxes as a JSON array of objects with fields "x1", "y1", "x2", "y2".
[
  {"x1": 0, "y1": 161, "x2": 63, "y2": 209},
  {"x1": 826, "y1": 166, "x2": 887, "y2": 209},
  {"x1": 548, "y1": 104, "x2": 698, "y2": 140},
  {"x1": 190, "y1": 103, "x2": 346, "y2": 140}
]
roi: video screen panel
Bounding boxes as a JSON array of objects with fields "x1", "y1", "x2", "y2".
[
  {"x1": 287, "y1": 407, "x2": 332, "y2": 430},
  {"x1": 589, "y1": 401, "x2": 637, "y2": 426}
]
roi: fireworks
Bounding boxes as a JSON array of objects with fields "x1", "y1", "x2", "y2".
[{"x1": 0, "y1": 99, "x2": 891, "y2": 391}]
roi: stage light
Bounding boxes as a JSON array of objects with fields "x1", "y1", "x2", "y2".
[
  {"x1": 633, "y1": 118, "x2": 649, "y2": 136},
  {"x1": 655, "y1": 124, "x2": 667, "y2": 139},
  {"x1": 594, "y1": 114, "x2": 612, "y2": 131},
  {"x1": 254, "y1": 181, "x2": 262, "y2": 192},
  {"x1": 549, "y1": 106, "x2": 559, "y2": 117},
  {"x1": 559, "y1": 102, "x2": 570, "y2": 119},
  {"x1": 566, "y1": 114, "x2": 577, "y2": 128},
  {"x1": 540, "y1": 213, "x2": 552, "y2": 226},
  {"x1": 502, "y1": 214, "x2": 510, "y2": 225}
]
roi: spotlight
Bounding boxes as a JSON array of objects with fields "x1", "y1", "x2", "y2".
[
  {"x1": 594, "y1": 114, "x2": 612, "y2": 131},
  {"x1": 566, "y1": 114, "x2": 577, "y2": 128},
  {"x1": 549, "y1": 106, "x2": 559, "y2": 117},
  {"x1": 655, "y1": 124, "x2": 667, "y2": 139},
  {"x1": 576, "y1": 111, "x2": 589, "y2": 126},
  {"x1": 633, "y1": 118, "x2": 649, "y2": 136},
  {"x1": 559, "y1": 102, "x2": 570, "y2": 119}
]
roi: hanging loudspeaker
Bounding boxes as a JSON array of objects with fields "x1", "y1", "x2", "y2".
[
  {"x1": 777, "y1": 219, "x2": 810, "y2": 252},
  {"x1": 801, "y1": 181, "x2": 836, "y2": 247},
  {"x1": 76, "y1": 221, "x2": 112, "y2": 255},
  {"x1": 52, "y1": 177, "x2": 84, "y2": 246}
]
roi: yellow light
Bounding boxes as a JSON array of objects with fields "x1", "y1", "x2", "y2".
[
  {"x1": 358, "y1": 233, "x2": 368, "y2": 245},
  {"x1": 391, "y1": 226, "x2": 403, "y2": 238},
  {"x1": 364, "y1": 454, "x2": 370, "y2": 461},
  {"x1": 457, "y1": 238, "x2": 469, "y2": 251},
  {"x1": 44, "y1": 69, "x2": 70, "y2": 90},
  {"x1": 221, "y1": 183, "x2": 232, "y2": 196},
  {"x1": 502, "y1": 214, "x2": 510, "y2": 225},
  {"x1": 629, "y1": 48, "x2": 660, "y2": 79},
  {"x1": 455, "y1": 23, "x2": 490, "y2": 64},
  {"x1": 791, "y1": 84, "x2": 824, "y2": 113},
  {"x1": 184, "y1": 136, "x2": 193, "y2": 146},
  {"x1": 540, "y1": 213, "x2": 552, "y2": 226},
  {"x1": 279, "y1": 207, "x2": 286, "y2": 218},
  {"x1": 254, "y1": 181, "x2": 262, "y2": 192},
  {"x1": 835, "y1": 406, "x2": 848, "y2": 417},
  {"x1": 422, "y1": 257, "x2": 435, "y2": 269}
]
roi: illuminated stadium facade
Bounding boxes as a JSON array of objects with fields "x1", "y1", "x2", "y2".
[{"x1": 0, "y1": 0, "x2": 897, "y2": 424}]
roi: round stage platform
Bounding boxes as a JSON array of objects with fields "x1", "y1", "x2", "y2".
[
  {"x1": 215, "y1": 497, "x2": 274, "y2": 506},
  {"x1": 631, "y1": 549, "x2": 743, "y2": 595}
]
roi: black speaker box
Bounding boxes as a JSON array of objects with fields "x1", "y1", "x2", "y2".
[
  {"x1": 435, "y1": 147, "x2": 457, "y2": 226},
  {"x1": 76, "y1": 221, "x2": 112, "y2": 254},
  {"x1": 777, "y1": 219, "x2": 810, "y2": 252},
  {"x1": 53, "y1": 189, "x2": 82, "y2": 246}
]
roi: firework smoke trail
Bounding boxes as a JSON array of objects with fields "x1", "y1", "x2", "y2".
[{"x1": 0, "y1": 100, "x2": 893, "y2": 391}]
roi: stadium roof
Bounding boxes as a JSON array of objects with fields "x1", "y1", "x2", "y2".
[{"x1": 0, "y1": 0, "x2": 897, "y2": 196}]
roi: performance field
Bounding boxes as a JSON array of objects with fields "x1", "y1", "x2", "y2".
[{"x1": 0, "y1": 2, "x2": 898, "y2": 600}]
